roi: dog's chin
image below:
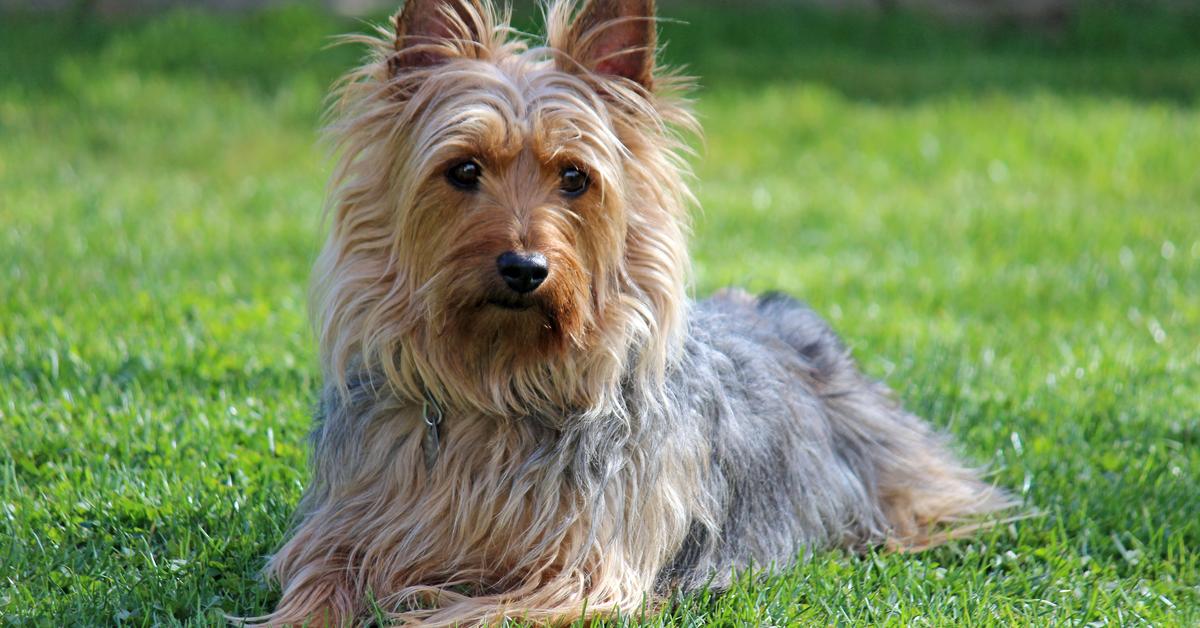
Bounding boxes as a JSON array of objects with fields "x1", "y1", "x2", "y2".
[{"x1": 436, "y1": 291, "x2": 580, "y2": 359}]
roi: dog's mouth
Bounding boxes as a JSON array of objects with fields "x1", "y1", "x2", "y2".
[{"x1": 486, "y1": 296, "x2": 536, "y2": 311}]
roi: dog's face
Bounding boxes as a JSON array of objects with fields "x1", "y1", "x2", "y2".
[
  {"x1": 395, "y1": 61, "x2": 627, "y2": 361},
  {"x1": 316, "y1": 0, "x2": 696, "y2": 416}
]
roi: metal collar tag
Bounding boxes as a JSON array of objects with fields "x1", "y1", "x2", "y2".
[{"x1": 421, "y1": 393, "x2": 444, "y2": 472}]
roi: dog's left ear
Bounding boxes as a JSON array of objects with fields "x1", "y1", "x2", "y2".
[{"x1": 554, "y1": 0, "x2": 657, "y2": 90}]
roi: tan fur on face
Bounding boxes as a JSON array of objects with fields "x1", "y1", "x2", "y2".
[{"x1": 313, "y1": 0, "x2": 695, "y2": 421}]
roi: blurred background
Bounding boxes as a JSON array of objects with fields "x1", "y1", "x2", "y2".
[
  {"x1": 0, "y1": 0, "x2": 1119, "y2": 21},
  {"x1": 5, "y1": 0, "x2": 1199, "y2": 23},
  {"x1": 2, "y1": 0, "x2": 1198, "y2": 624}
]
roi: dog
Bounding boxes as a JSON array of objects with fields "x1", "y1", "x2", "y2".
[{"x1": 254, "y1": 0, "x2": 1012, "y2": 624}]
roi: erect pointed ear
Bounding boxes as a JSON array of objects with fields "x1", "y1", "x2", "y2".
[
  {"x1": 556, "y1": 0, "x2": 657, "y2": 90},
  {"x1": 389, "y1": 0, "x2": 488, "y2": 73}
]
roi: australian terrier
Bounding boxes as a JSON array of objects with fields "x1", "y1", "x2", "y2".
[{"x1": 254, "y1": 0, "x2": 1011, "y2": 624}]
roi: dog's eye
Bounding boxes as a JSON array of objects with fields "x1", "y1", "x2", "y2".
[
  {"x1": 446, "y1": 160, "x2": 482, "y2": 190},
  {"x1": 559, "y1": 166, "x2": 589, "y2": 198}
]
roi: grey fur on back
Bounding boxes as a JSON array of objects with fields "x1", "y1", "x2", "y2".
[{"x1": 655, "y1": 291, "x2": 999, "y2": 590}]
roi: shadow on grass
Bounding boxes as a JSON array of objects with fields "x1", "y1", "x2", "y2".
[{"x1": 2, "y1": 2, "x2": 1199, "y2": 104}]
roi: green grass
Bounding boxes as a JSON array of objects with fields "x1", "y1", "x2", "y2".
[{"x1": 2, "y1": 2, "x2": 1199, "y2": 625}]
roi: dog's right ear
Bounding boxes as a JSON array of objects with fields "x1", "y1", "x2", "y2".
[{"x1": 389, "y1": 0, "x2": 488, "y2": 73}]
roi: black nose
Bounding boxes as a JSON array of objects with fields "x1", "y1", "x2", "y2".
[{"x1": 496, "y1": 251, "x2": 549, "y2": 294}]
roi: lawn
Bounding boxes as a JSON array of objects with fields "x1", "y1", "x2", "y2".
[{"x1": 2, "y1": 2, "x2": 1198, "y2": 625}]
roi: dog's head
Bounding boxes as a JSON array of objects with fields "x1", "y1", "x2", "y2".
[{"x1": 315, "y1": 0, "x2": 696, "y2": 417}]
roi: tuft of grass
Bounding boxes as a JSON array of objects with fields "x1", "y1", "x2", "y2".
[{"x1": 2, "y1": 3, "x2": 1198, "y2": 625}]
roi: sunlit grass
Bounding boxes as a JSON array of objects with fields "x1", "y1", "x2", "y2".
[{"x1": 1, "y1": 3, "x2": 1198, "y2": 624}]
